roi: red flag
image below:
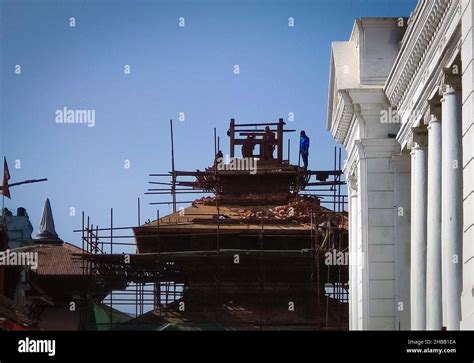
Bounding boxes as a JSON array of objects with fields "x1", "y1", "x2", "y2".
[{"x1": 1, "y1": 157, "x2": 11, "y2": 199}]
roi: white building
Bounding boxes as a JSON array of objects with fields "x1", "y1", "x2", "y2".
[{"x1": 327, "y1": 0, "x2": 474, "y2": 330}]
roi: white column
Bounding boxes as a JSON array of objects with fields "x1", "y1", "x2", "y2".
[
  {"x1": 441, "y1": 78, "x2": 463, "y2": 330},
  {"x1": 410, "y1": 141, "x2": 427, "y2": 330},
  {"x1": 426, "y1": 109, "x2": 442, "y2": 330},
  {"x1": 460, "y1": 0, "x2": 474, "y2": 330},
  {"x1": 348, "y1": 176, "x2": 358, "y2": 330}
]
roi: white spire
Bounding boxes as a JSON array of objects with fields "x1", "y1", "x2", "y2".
[{"x1": 37, "y1": 198, "x2": 59, "y2": 241}]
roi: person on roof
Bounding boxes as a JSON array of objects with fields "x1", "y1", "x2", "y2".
[
  {"x1": 263, "y1": 126, "x2": 276, "y2": 160},
  {"x1": 300, "y1": 130, "x2": 310, "y2": 170},
  {"x1": 214, "y1": 150, "x2": 223, "y2": 167},
  {"x1": 242, "y1": 134, "x2": 256, "y2": 158}
]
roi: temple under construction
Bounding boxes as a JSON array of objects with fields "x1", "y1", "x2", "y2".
[{"x1": 74, "y1": 119, "x2": 349, "y2": 330}]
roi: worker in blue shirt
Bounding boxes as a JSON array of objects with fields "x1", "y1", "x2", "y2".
[{"x1": 300, "y1": 130, "x2": 310, "y2": 170}]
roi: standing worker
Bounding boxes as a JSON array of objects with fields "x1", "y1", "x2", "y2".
[
  {"x1": 242, "y1": 134, "x2": 256, "y2": 158},
  {"x1": 300, "y1": 130, "x2": 310, "y2": 170},
  {"x1": 263, "y1": 126, "x2": 276, "y2": 160}
]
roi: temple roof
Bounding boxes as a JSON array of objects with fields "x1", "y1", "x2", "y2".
[{"x1": 29, "y1": 242, "x2": 84, "y2": 276}]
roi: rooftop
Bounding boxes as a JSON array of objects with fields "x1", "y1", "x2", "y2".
[{"x1": 29, "y1": 242, "x2": 84, "y2": 276}]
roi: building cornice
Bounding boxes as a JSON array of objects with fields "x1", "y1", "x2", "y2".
[
  {"x1": 331, "y1": 90, "x2": 355, "y2": 144},
  {"x1": 331, "y1": 86, "x2": 389, "y2": 144},
  {"x1": 390, "y1": 0, "x2": 461, "y2": 151},
  {"x1": 385, "y1": 0, "x2": 454, "y2": 108},
  {"x1": 355, "y1": 138, "x2": 400, "y2": 160}
]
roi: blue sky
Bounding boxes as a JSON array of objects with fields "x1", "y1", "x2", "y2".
[{"x1": 1, "y1": 0, "x2": 417, "y2": 250}]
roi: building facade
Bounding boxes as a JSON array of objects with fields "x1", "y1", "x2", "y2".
[{"x1": 327, "y1": 0, "x2": 474, "y2": 330}]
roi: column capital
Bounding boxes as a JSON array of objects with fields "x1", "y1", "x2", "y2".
[
  {"x1": 410, "y1": 141, "x2": 426, "y2": 155},
  {"x1": 347, "y1": 174, "x2": 358, "y2": 191},
  {"x1": 425, "y1": 94, "x2": 442, "y2": 126},
  {"x1": 440, "y1": 66, "x2": 462, "y2": 95},
  {"x1": 408, "y1": 126, "x2": 428, "y2": 150}
]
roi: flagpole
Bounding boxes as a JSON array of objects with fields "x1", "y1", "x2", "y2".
[
  {"x1": 2, "y1": 156, "x2": 6, "y2": 226},
  {"x1": 2, "y1": 156, "x2": 4, "y2": 221},
  {"x1": 2, "y1": 193, "x2": 5, "y2": 226},
  {"x1": 1, "y1": 194, "x2": 5, "y2": 232}
]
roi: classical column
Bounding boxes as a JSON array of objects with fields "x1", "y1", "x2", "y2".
[
  {"x1": 426, "y1": 102, "x2": 442, "y2": 330},
  {"x1": 410, "y1": 137, "x2": 427, "y2": 330},
  {"x1": 441, "y1": 72, "x2": 463, "y2": 330},
  {"x1": 348, "y1": 174, "x2": 359, "y2": 330}
]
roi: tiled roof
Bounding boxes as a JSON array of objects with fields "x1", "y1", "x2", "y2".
[
  {"x1": 30, "y1": 242, "x2": 84, "y2": 276},
  {"x1": 136, "y1": 199, "x2": 348, "y2": 233}
]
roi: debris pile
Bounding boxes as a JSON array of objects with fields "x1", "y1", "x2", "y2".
[
  {"x1": 192, "y1": 193, "x2": 292, "y2": 206},
  {"x1": 192, "y1": 196, "x2": 215, "y2": 206},
  {"x1": 220, "y1": 193, "x2": 292, "y2": 206},
  {"x1": 234, "y1": 195, "x2": 322, "y2": 222},
  {"x1": 191, "y1": 194, "x2": 346, "y2": 226}
]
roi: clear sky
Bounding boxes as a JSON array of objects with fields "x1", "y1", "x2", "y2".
[{"x1": 1, "y1": 0, "x2": 417, "y2": 251}]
